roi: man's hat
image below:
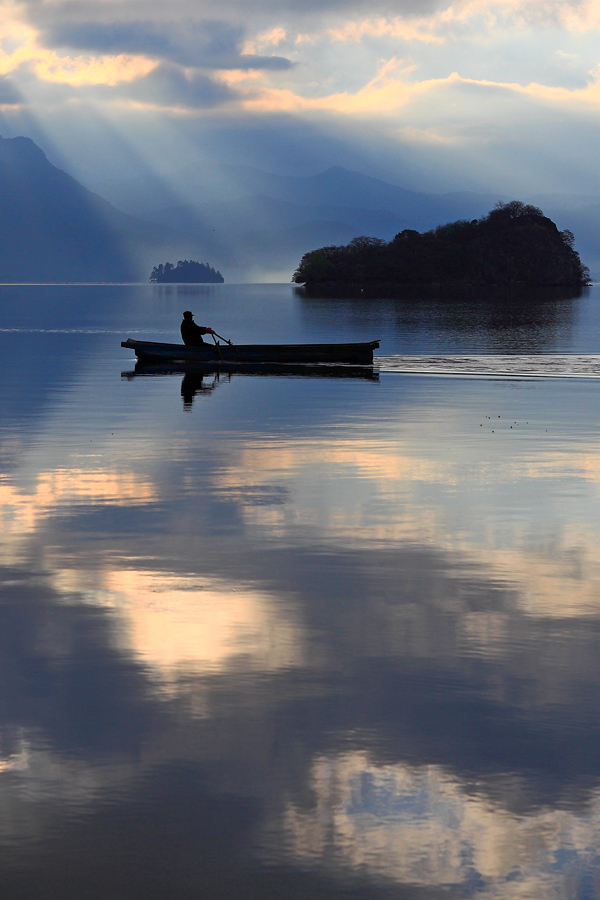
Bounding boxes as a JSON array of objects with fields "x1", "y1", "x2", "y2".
[{"x1": 183, "y1": 310, "x2": 194, "y2": 318}]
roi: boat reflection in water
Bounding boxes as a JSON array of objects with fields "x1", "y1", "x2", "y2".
[{"x1": 122, "y1": 361, "x2": 379, "y2": 409}]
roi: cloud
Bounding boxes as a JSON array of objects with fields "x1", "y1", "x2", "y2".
[
  {"x1": 2, "y1": 0, "x2": 600, "y2": 200},
  {"x1": 39, "y1": 19, "x2": 293, "y2": 70},
  {"x1": 281, "y1": 751, "x2": 600, "y2": 893},
  {"x1": 0, "y1": 74, "x2": 20, "y2": 104},
  {"x1": 0, "y1": 60, "x2": 79, "y2": 105},
  {"x1": 0, "y1": 54, "x2": 236, "y2": 110},
  {"x1": 232, "y1": 56, "x2": 600, "y2": 120},
  {"x1": 21, "y1": 0, "x2": 446, "y2": 28},
  {"x1": 102, "y1": 62, "x2": 238, "y2": 109}
]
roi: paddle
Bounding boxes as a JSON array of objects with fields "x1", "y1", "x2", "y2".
[{"x1": 212, "y1": 331, "x2": 233, "y2": 345}]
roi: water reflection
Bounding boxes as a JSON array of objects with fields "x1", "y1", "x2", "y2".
[
  {"x1": 100, "y1": 568, "x2": 304, "y2": 679},
  {"x1": 297, "y1": 283, "x2": 590, "y2": 354},
  {"x1": 298, "y1": 283, "x2": 588, "y2": 302},
  {"x1": 277, "y1": 752, "x2": 600, "y2": 896},
  {"x1": 180, "y1": 372, "x2": 221, "y2": 409},
  {"x1": 1, "y1": 288, "x2": 600, "y2": 897},
  {"x1": 122, "y1": 362, "x2": 380, "y2": 412},
  {"x1": 0, "y1": 467, "x2": 156, "y2": 562}
]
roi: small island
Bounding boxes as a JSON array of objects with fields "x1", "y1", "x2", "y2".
[
  {"x1": 293, "y1": 202, "x2": 590, "y2": 289},
  {"x1": 150, "y1": 260, "x2": 224, "y2": 284}
]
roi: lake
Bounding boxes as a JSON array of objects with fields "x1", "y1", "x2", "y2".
[{"x1": 1, "y1": 282, "x2": 600, "y2": 899}]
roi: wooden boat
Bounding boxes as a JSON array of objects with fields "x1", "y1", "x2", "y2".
[{"x1": 121, "y1": 338, "x2": 379, "y2": 365}]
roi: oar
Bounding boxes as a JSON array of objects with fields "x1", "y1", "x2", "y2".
[
  {"x1": 212, "y1": 333, "x2": 224, "y2": 360},
  {"x1": 212, "y1": 331, "x2": 233, "y2": 345}
]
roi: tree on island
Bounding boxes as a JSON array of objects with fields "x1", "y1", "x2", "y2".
[
  {"x1": 150, "y1": 260, "x2": 224, "y2": 283},
  {"x1": 292, "y1": 202, "x2": 590, "y2": 288}
]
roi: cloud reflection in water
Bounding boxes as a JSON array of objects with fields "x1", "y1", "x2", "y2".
[
  {"x1": 1, "y1": 343, "x2": 600, "y2": 897},
  {"x1": 277, "y1": 751, "x2": 600, "y2": 896}
]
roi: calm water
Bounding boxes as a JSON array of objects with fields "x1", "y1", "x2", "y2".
[{"x1": 1, "y1": 283, "x2": 600, "y2": 899}]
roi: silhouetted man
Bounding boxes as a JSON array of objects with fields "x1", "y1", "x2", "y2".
[{"x1": 181, "y1": 311, "x2": 216, "y2": 346}]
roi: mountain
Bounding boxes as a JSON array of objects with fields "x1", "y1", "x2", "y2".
[
  {"x1": 117, "y1": 175, "x2": 505, "y2": 282},
  {"x1": 2, "y1": 134, "x2": 599, "y2": 283},
  {"x1": 94, "y1": 161, "x2": 600, "y2": 281},
  {"x1": 0, "y1": 136, "x2": 198, "y2": 283},
  {"x1": 97, "y1": 161, "x2": 503, "y2": 228}
]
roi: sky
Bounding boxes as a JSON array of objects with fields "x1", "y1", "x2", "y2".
[{"x1": 1, "y1": 0, "x2": 600, "y2": 195}]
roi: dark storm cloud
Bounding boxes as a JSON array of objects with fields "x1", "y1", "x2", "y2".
[
  {"x1": 40, "y1": 19, "x2": 293, "y2": 70},
  {"x1": 124, "y1": 63, "x2": 237, "y2": 108},
  {"x1": 82, "y1": 62, "x2": 237, "y2": 108},
  {"x1": 26, "y1": 0, "x2": 443, "y2": 26}
]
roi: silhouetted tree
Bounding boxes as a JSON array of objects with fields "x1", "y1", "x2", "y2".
[
  {"x1": 150, "y1": 260, "x2": 224, "y2": 283},
  {"x1": 486, "y1": 200, "x2": 544, "y2": 221},
  {"x1": 292, "y1": 202, "x2": 590, "y2": 288}
]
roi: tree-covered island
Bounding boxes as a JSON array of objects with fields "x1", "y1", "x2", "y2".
[
  {"x1": 293, "y1": 202, "x2": 590, "y2": 288},
  {"x1": 150, "y1": 260, "x2": 224, "y2": 283}
]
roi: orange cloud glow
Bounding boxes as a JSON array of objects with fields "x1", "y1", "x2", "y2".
[
  {"x1": 0, "y1": 15, "x2": 156, "y2": 85},
  {"x1": 0, "y1": 467, "x2": 156, "y2": 560},
  {"x1": 328, "y1": 17, "x2": 445, "y2": 43},
  {"x1": 239, "y1": 62, "x2": 600, "y2": 120},
  {"x1": 34, "y1": 52, "x2": 156, "y2": 86},
  {"x1": 99, "y1": 568, "x2": 304, "y2": 681}
]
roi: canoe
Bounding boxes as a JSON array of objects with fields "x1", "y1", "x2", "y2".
[{"x1": 121, "y1": 338, "x2": 379, "y2": 365}]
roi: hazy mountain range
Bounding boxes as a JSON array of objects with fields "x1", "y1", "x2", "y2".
[
  {"x1": 0, "y1": 136, "x2": 198, "y2": 283},
  {"x1": 1, "y1": 134, "x2": 599, "y2": 283}
]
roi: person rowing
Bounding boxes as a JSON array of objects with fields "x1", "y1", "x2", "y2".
[{"x1": 180, "y1": 310, "x2": 216, "y2": 347}]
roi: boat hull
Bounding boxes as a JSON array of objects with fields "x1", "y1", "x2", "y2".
[{"x1": 121, "y1": 338, "x2": 379, "y2": 365}]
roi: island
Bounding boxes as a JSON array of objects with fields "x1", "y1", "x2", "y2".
[
  {"x1": 292, "y1": 201, "x2": 590, "y2": 289},
  {"x1": 150, "y1": 260, "x2": 224, "y2": 283}
]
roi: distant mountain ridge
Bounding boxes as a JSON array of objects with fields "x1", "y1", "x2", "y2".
[
  {"x1": 0, "y1": 135, "x2": 196, "y2": 283},
  {"x1": 98, "y1": 160, "x2": 505, "y2": 227},
  {"x1": 1, "y1": 134, "x2": 598, "y2": 282},
  {"x1": 94, "y1": 159, "x2": 600, "y2": 280},
  {"x1": 93, "y1": 162, "x2": 507, "y2": 281}
]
